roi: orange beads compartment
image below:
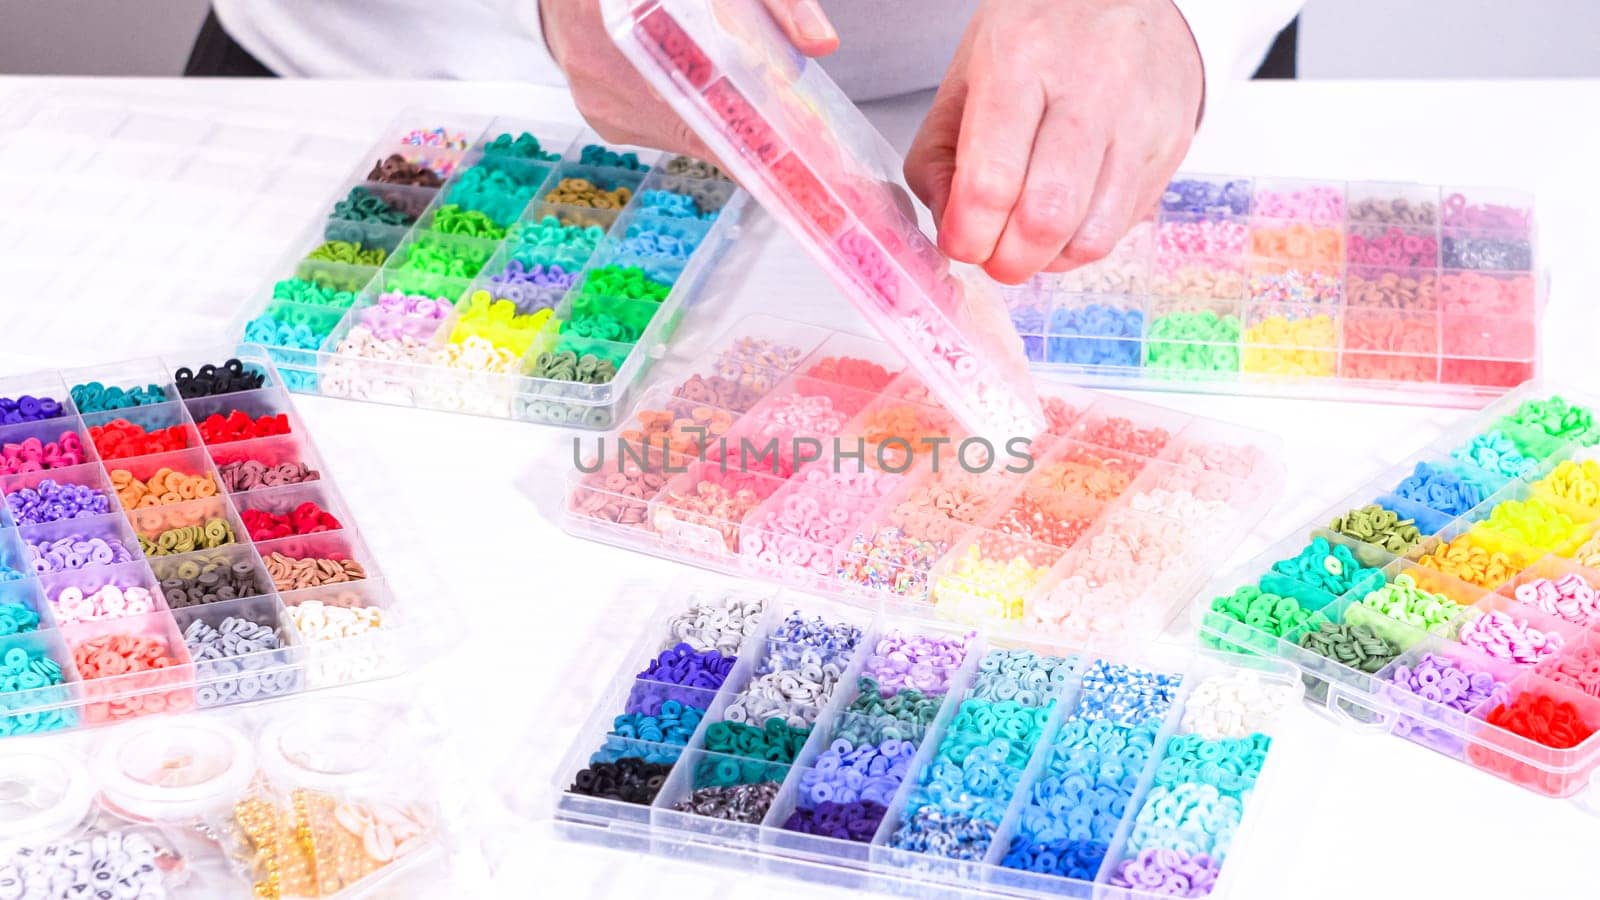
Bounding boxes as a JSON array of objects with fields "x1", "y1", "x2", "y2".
[
  {"x1": 613, "y1": 387, "x2": 739, "y2": 460},
  {"x1": 107, "y1": 447, "x2": 221, "y2": 510},
  {"x1": 64, "y1": 611, "x2": 196, "y2": 724},
  {"x1": 1340, "y1": 308, "x2": 1441, "y2": 384},
  {"x1": 1249, "y1": 220, "x2": 1345, "y2": 267}
]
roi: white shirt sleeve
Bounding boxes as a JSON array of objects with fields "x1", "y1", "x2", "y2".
[{"x1": 1169, "y1": 0, "x2": 1306, "y2": 118}]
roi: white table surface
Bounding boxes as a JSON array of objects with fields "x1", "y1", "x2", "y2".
[{"x1": 0, "y1": 76, "x2": 1597, "y2": 899}]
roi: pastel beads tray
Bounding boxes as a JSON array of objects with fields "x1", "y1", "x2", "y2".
[
  {"x1": 564, "y1": 314, "x2": 1284, "y2": 642},
  {"x1": 1006, "y1": 177, "x2": 1542, "y2": 407},
  {"x1": 1193, "y1": 385, "x2": 1600, "y2": 801},
  {"x1": 0, "y1": 346, "x2": 423, "y2": 740},
  {"x1": 550, "y1": 577, "x2": 1301, "y2": 899},
  {"x1": 604, "y1": 0, "x2": 1043, "y2": 438},
  {"x1": 227, "y1": 110, "x2": 750, "y2": 428},
  {"x1": 0, "y1": 691, "x2": 453, "y2": 897}
]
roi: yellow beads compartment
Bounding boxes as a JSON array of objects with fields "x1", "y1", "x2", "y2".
[
  {"x1": 447, "y1": 290, "x2": 553, "y2": 357},
  {"x1": 1242, "y1": 313, "x2": 1337, "y2": 377},
  {"x1": 932, "y1": 545, "x2": 1052, "y2": 625}
]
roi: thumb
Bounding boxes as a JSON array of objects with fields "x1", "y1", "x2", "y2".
[
  {"x1": 759, "y1": 0, "x2": 840, "y2": 56},
  {"x1": 903, "y1": 72, "x2": 965, "y2": 226}
]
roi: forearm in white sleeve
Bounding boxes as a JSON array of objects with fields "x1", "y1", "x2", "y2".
[
  {"x1": 1169, "y1": 0, "x2": 1306, "y2": 118},
  {"x1": 214, "y1": 0, "x2": 570, "y2": 81}
]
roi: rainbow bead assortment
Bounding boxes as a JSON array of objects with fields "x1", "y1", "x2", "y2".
[
  {"x1": 1200, "y1": 388, "x2": 1600, "y2": 798},
  {"x1": 566, "y1": 315, "x2": 1283, "y2": 640},
  {"x1": 0, "y1": 350, "x2": 405, "y2": 738},
  {"x1": 1006, "y1": 177, "x2": 1539, "y2": 405},
  {"x1": 557, "y1": 580, "x2": 1298, "y2": 897},
  {"x1": 238, "y1": 113, "x2": 746, "y2": 428}
]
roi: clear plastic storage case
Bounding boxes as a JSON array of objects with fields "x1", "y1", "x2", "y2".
[
  {"x1": 228, "y1": 110, "x2": 750, "y2": 428},
  {"x1": 0, "y1": 691, "x2": 453, "y2": 897},
  {"x1": 565, "y1": 315, "x2": 1284, "y2": 642},
  {"x1": 548, "y1": 576, "x2": 1301, "y2": 899},
  {"x1": 1006, "y1": 179, "x2": 1543, "y2": 407},
  {"x1": 603, "y1": 0, "x2": 1045, "y2": 438},
  {"x1": 1193, "y1": 384, "x2": 1600, "y2": 802},
  {"x1": 0, "y1": 347, "x2": 426, "y2": 740}
]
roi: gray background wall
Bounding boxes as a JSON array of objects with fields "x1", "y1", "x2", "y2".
[{"x1": 0, "y1": 0, "x2": 1597, "y2": 77}]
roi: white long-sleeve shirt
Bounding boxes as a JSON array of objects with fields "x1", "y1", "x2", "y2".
[{"x1": 214, "y1": 0, "x2": 1304, "y2": 109}]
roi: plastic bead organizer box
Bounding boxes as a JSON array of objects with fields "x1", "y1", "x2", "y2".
[
  {"x1": 566, "y1": 314, "x2": 1284, "y2": 642},
  {"x1": 0, "y1": 347, "x2": 419, "y2": 740},
  {"x1": 1195, "y1": 386, "x2": 1600, "y2": 803},
  {"x1": 0, "y1": 694, "x2": 455, "y2": 897},
  {"x1": 228, "y1": 110, "x2": 750, "y2": 428},
  {"x1": 602, "y1": 0, "x2": 1541, "y2": 416},
  {"x1": 1004, "y1": 177, "x2": 1541, "y2": 406},
  {"x1": 551, "y1": 578, "x2": 1302, "y2": 899}
]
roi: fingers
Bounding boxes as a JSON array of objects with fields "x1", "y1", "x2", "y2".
[
  {"x1": 903, "y1": 74, "x2": 966, "y2": 226},
  {"x1": 759, "y1": 0, "x2": 839, "y2": 56},
  {"x1": 983, "y1": 105, "x2": 1105, "y2": 284},
  {"x1": 1050, "y1": 142, "x2": 1141, "y2": 270},
  {"x1": 937, "y1": 36, "x2": 1045, "y2": 269}
]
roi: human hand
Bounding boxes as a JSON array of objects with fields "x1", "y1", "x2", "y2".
[
  {"x1": 904, "y1": 0, "x2": 1204, "y2": 284},
  {"x1": 541, "y1": 0, "x2": 839, "y2": 159}
]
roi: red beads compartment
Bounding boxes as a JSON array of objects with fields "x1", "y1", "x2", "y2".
[
  {"x1": 241, "y1": 501, "x2": 343, "y2": 541},
  {"x1": 197, "y1": 411, "x2": 292, "y2": 444}
]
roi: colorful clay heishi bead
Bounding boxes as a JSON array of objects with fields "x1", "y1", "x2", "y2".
[
  {"x1": 1415, "y1": 534, "x2": 1528, "y2": 590},
  {"x1": 1, "y1": 638, "x2": 79, "y2": 734},
  {"x1": 6, "y1": 478, "x2": 112, "y2": 525},
  {"x1": 25, "y1": 534, "x2": 136, "y2": 574},
  {"x1": 1357, "y1": 574, "x2": 1463, "y2": 637},
  {"x1": 569, "y1": 756, "x2": 675, "y2": 805},
  {"x1": 1451, "y1": 430, "x2": 1537, "y2": 483},
  {"x1": 0, "y1": 431, "x2": 87, "y2": 475},
  {"x1": 1456, "y1": 609, "x2": 1564, "y2": 666},
  {"x1": 661, "y1": 591, "x2": 764, "y2": 656},
  {"x1": 1513, "y1": 574, "x2": 1600, "y2": 627},
  {"x1": 1470, "y1": 499, "x2": 1588, "y2": 558},
  {"x1": 1469, "y1": 689, "x2": 1598, "y2": 796},
  {"x1": 70, "y1": 381, "x2": 166, "y2": 413},
  {"x1": 1386, "y1": 652, "x2": 1508, "y2": 756},
  {"x1": 1110, "y1": 847, "x2": 1223, "y2": 897},
  {"x1": 1180, "y1": 673, "x2": 1296, "y2": 740},
  {"x1": 1152, "y1": 733, "x2": 1270, "y2": 799},
  {"x1": 1202, "y1": 584, "x2": 1330, "y2": 655},
  {"x1": 1264, "y1": 537, "x2": 1382, "y2": 598},
  {"x1": 1539, "y1": 641, "x2": 1600, "y2": 699},
  {"x1": 0, "y1": 395, "x2": 65, "y2": 424},
  {"x1": 1534, "y1": 460, "x2": 1600, "y2": 513},
  {"x1": 1328, "y1": 504, "x2": 1423, "y2": 555},
  {"x1": 933, "y1": 533, "x2": 1062, "y2": 624}
]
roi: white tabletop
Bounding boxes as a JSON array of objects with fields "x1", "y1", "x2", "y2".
[{"x1": 1, "y1": 76, "x2": 1597, "y2": 900}]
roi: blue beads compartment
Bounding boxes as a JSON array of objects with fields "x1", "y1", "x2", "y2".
[{"x1": 550, "y1": 577, "x2": 1303, "y2": 898}]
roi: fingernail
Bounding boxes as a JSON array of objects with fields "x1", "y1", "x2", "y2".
[{"x1": 792, "y1": 0, "x2": 837, "y2": 44}]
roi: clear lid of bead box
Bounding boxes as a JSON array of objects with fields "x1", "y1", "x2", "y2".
[
  {"x1": 564, "y1": 314, "x2": 1284, "y2": 646},
  {"x1": 524, "y1": 573, "x2": 1307, "y2": 899},
  {"x1": 0, "y1": 688, "x2": 460, "y2": 895},
  {"x1": 1191, "y1": 382, "x2": 1600, "y2": 806},
  {"x1": 1006, "y1": 177, "x2": 1544, "y2": 407},
  {"x1": 602, "y1": 0, "x2": 1045, "y2": 440},
  {"x1": 0, "y1": 345, "x2": 454, "y2": 742},
  {"x1": 225, "y1": 107, "x2": 753, "y2": 430}
]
